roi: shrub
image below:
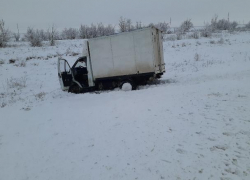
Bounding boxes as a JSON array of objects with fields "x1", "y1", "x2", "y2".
[
  {"x1": 164, "y1": 34, "x2": 177, "y2": 41},
  {"x1": 1, "y1": 102, "x2": 7, "y2": 108},
  {"x1": 245, "y1": 21, "x2": 250, "y2": 29},
  {"x1": 7, "y1": 76, "x2": 27, "y2": 90},
  {"x1": 118, "y1": 16, "x2": 127, "y2": 32},
  {"x1": 196, "y1": 41, "x2": 201, "y2": 46},
  {"x1": 0, "y1": 19, "x2": 11, "y2": 47},
  {"x1": 47, "y1": 25, "x2": 58, "y2": 46},
  {"x1": 0, "y1": 59, "x2": 4, "y2": 65},
  {"x1": 79, "y1": 25, "x2": 88, "y2": 39},
  {"x1": 194, "y1": 53, "x2": 200, "y2": 61},
  {"x1": 118, "y1": 17, "x2": 140, "y2": 32},
  {"x1": 179, "y1": 19, "x2": 193, "y2": 33},
  {"x1": 216, "y1": 19, "x2": 230, "y2": 30},
  {"x1": 217, "y1": 38, "x2": 224, "y2": 44},
  {"x1": 210, "y1": 15, "x2": 218, "y2": 32},
  {"x1": 209, "y1": 15, "x2": 238, "y2": 32},
  {"x1": 35, "y1": 92, "x2": 46, "y2": 100},
  {"x1": 25, "y1": 27, "x2": 43, "y2": 47},
  {"x1": 229, "y1": 21, "x2": 238, "y2": 31},
  {"x1": 103, "y1": 24, "x2": 115, "y2": 36},
  {"x1": 189, "y1": 31, "x2": 200, "y2": 39},
  {"x1": 13, "y1": 24, "x2": 20, "y2": 42},
  {"x1": 61, "y1": 28, "x2": 78, "y2": 39},
  {"x1": 79, "y1": 23, "x2": 115, "y2": 39},
  {"x1": 210, "y1": 40, "x2": 216, "y2": 44},
  {"x1": 154, "y1": 22, "x2": 170, "y2": 33},
  {"x1": 14, "y1": 60, "x2": 26, "y2": 67},
  {"x1": 201, "y1": 23, "x2": 212, "y2": 37},
  {"x1": 9, "y1": 59, "x2": 16, "y2": 64},
  {"x1": 176, "y1": 32, "x2": 182, "y2": 40}
]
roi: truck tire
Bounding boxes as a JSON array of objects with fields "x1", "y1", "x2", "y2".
[
  {"x1": 68, "y1": 83, "x2": 82, "y2": 94},
  {"x1": 156, "y1": 74, "x2": 162, "y2": 79}
]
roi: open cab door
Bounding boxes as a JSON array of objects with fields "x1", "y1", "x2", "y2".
[
  {"x1": 58, "y1": 58, "x2": 73, "y2": 91},
  {"x1": 57, "y1": 44, "x2": 95, "y2": 93}
]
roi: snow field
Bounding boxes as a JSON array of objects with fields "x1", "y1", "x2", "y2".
[{"x1": 0, "y1": 32, "x2": 250, "y2": 180}]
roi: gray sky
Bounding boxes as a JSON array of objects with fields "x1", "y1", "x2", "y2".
[{"x1": 1, "y1": 0, "x2": 250, "y2": 33}]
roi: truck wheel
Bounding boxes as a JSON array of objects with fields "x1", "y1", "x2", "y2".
[
  {"x1": 120, "y1": 80, "x2": 136, "y2": 91},
  {"x1": 156, "y1": 74, "x2": 162, "y2": 79},
  {"x1": 98, "y1": 82, "x2": 104, "y2": 90},
  {"x1": 68, "y1": 83, "x2": 82, "y2": 94}
]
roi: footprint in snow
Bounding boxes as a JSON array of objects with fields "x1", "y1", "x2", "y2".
[
  {"x1": 224, "y1": 168, "x2": 240, "y2": 176},
  {"x1": 220, "y1": 177, "x2": 233, "y2": 180},
  {"x1": 232, "y1": 159, "x2": 238, "y2": 166},
  {"x1": 210, "y1": 145, "x2": 229, "y2": 151},
  {"x1": 222, "y1": 132, "x2": 235, "y2": 136},
  {"x1": 207, "y1": 137, "x2": 216, "y2": 141},
  {"x1": 238, "y1": 130, "x2": 250, "y2": 137},
  {"x1": 237, "y1": 146, "x2": 246, "y2": 151},
  {"x1": 176, "y1": 148, "x2": 186, "y2": 154}
]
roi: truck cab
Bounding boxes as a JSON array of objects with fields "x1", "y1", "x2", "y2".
[
  {"x1": 71, "y1": 57, "x2": 88, "y2": 87},
  {"x1": 58, "y1": 56, "x2": 94, "y2": 93}
]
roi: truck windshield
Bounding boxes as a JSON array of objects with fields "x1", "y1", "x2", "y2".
[
  {"x1": 73, "y1": 57, "x2": 87, "y2": 68},
  {"x1": 75, "y1": 61, "x2": 86, "y2": 68}
]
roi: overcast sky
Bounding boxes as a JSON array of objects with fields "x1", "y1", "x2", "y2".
[{"x1": 1, "y1": 0, "x2": 250, "y2": 33}]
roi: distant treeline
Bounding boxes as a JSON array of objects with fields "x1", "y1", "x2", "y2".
[{"x1": 1, "y1": 15, "x2": 250, "y2": 47}]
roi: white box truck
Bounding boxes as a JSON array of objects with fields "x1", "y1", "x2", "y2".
[{"x1": 58, "y1": 26, "x2": 165, "y2": 93}]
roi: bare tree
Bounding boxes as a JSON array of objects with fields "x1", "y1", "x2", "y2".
[
  {"x1": 39, "y1": 29, "x2": 48, "y2": 41},
  {"x1": 0, "y1": 19, "x2": 11, "y2": 47},
  {"x1": 229, "y1": 21, "x2": 238, "y2": 31},
  {"x1": 79, "y1": 23, "x2": 115, "y2": 39},
  {"x1": 79, "y1": 25, "x2": 88, "y2": 39},
  {"x1": 210, "y1": 14, "x2": 218, "y2": 32},
  {"x1": 216, "y1": 19, "x2": 230, "y2": 30},
  {"x1": 154, "y1": 22, "x2": 170, "y2": 33},
  {"x1": 24, "y1": 27, "x2": 43, "y2": 47},
  {"x1": 119, "y1": 17, "x2": 137, "y2": 32},
  {"x1": 126, "y1": 19, "x2": 133, "y2": 31},
  {"x1": 47, "y1": 24, "x2": 57, "y2": 46},
  {"x1": 246, "y1": 21, "x2": 250, "y2": 29},
  {"x1": 88, "y1": 24, "x2": 98, "y2": 38},
  {"x1": 209, "y1": 15, "x2": 238, "y2": 32},
  {"x1": 201, "y1": 23, "x2": 212, "y2": 37},
  {"x1": 97, "y1": 23, "x2": 105, "y2": 36},
  {"x1": 104, "y1": 24, "x2": 115, "y2": 36},
  {"x1": 119, "y1": 17, "x2": 127, "y2": 32},
  {"x1": 179, "y1": 19, "x2": 194, "y2": 33},
  {"x1": 61, "y1": 28, "x2": 78, "y2": 39},
  {"x1": 13, "y1": 24, "x2": 20, "y2": 42}
]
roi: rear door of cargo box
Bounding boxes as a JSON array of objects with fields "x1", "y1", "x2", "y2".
[
  {"x1": 153, "y1": 28, "x2": 164, "y2": 73},
  {"x1": 133, "y1": 28, "x2": 155, "y2": 74}
]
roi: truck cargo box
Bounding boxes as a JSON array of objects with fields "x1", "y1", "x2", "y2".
[{"x1": 88, "y1": 27, "x2": 165, "y2": 80}]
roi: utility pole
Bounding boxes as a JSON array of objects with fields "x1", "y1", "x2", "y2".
[
  {"x1": 228, "y1": 12, "x2": 230, "y2": 22},
  {"x1": 170, "y1": 17, "x2": 171, "y2": 25},
  {"x1": 17, "y1": 24, "x2": 19, "y2": 34}
]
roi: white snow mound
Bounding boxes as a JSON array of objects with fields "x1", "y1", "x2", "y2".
[{"x1": 122, "y1": 83, "x2": 132, "y2": 91}]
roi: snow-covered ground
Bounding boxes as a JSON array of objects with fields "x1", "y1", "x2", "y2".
[{"x1": 0, "y1": 32, "x2": 250, "y2": 180}]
